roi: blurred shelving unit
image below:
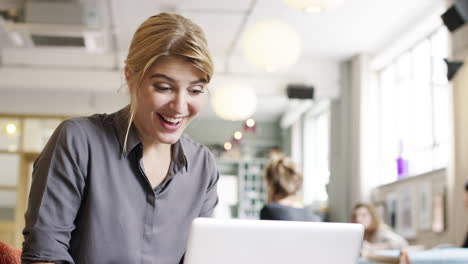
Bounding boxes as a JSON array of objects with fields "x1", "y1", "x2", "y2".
[{"x1": 217, "y1": 158, "x2": 269, "y2": 219}]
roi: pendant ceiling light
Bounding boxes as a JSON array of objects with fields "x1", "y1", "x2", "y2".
[
  {"x1": 242, "y1": 19, "x2": 301, "y2": 72},
  {"x1": 211, "y1": 82, "x2": 257, "y2": 121},
  {"x1": 283, "y1": 0, "x2": 344, "y2": 13}
]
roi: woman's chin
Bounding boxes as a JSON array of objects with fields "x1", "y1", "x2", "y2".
[{"x1": 155, "y1": 132, "x2": 183, "y2": 145}]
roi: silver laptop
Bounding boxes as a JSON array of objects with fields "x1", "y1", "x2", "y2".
[{"x1": 184, "y1": 217, "x2": 364, "y2": 264}]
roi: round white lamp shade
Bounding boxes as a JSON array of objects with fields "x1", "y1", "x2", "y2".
[
  {"x1": 283, "y1": 0, "x2": 344, "y2": 12},
  {"x1": 211, "y1": 83, "x2": 257, "y2": 121},
  {"x1": 242, "y1": 19, "x2": 301, "y2": 72}
]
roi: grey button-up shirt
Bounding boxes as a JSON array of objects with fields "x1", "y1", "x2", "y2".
[{"x1": 22, "y1": 107, "x2": 219, "y2": 264}]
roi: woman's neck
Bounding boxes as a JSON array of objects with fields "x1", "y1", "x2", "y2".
[
  {"x1": 133, "y1": 122, "x2": 171, "y2": 155},
  {"x1": 137, "y1": 133, "x2": 172, "y2": 159},
  {"x1": 142, "y1": 142, "x2": 171, "y2": 157}
]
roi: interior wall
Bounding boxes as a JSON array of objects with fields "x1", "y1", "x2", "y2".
[
  {"x1": 327, "y1": 61, "x2": 353, "y2": 223},
  {"x1": 327, "y1": 55, "x2": 374, "y2": 223},
  {"x1": 371, "y1": 169, "x2": 449, "y2": 248},
  {"x1": 281, "y1": 126, "x2": 292, "y2": 157},
  {"x1": 349, "y1": 55, "x2": 367, "y2": 206},
  {"x1": 0, "y1": 89, "x2": 128, "y2": 116},
  {"x1": 449, "y1": 22, "x2": 468, "y2": 246}
]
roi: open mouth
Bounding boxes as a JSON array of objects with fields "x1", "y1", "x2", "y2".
[{"x1": 158, "y1": 113, "x2": 183, "y2": 125}]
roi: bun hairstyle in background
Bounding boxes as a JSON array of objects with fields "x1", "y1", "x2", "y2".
[{"x1": 264, "y1": 156, "x2": 303, "y2": 203}]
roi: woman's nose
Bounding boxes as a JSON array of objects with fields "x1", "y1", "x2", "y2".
[{"x1": 170, "y1": 92, "x2": 187, "y2": 113}]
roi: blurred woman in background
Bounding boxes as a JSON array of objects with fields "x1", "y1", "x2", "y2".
[
  {"x1": 352, "y1": 203, "x2": 408, "y2": 252},
  {"x1": 260, "y1": 156, "x2": 320, "y2": 221}
]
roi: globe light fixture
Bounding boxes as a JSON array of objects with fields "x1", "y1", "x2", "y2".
[
  {"x1": 246, "y1": 118, "x2": 255, "y2": 128},
  {"x1": 242, "y1": 19, "x2": 301, "y2": 72},
  {"x1": 283, "y1": 0, "x2": 344, "y2": 13},
  {"x1": 211, "y1": 82, "x2": 257, "y2": 121},
  {"x1": 5, "y1": 123, "x2": 17, "y2": 135},
  {"x1": 224, "y1": 141, "x2": 233, "y2": 151},
  {"x1": 234, "y1": 131, "x2": 243, "y2": 140}
]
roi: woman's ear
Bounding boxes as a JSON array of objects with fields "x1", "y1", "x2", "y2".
[
  {"x1": 124, "y1": 65, "x2": 132, "y2": 82},
  {"x1": 125, "y1": 65, "x2": 136, "y2": 94}
]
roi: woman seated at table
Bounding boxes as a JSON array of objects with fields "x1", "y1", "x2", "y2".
[
  {"x1": 260, "y1": 156, "x2": 320, "y2": 221},
  {"x1": 352, "y1": 203, "x2": 408, "y2": 252}
]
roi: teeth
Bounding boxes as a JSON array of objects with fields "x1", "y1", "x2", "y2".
[{"x1": 160, "y1": 114, "x2": 183, "y2": 124}]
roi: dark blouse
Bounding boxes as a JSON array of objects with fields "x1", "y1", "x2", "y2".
[
  {"x1": 260, "y1": 203, "x2": 321, "y2": 222},
  {"x1": 22, "y1": 107, "x2": 219, "y2": 264}
]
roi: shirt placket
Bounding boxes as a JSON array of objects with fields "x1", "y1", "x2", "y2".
[
  {"x1": 141, "y1": 189, "x2": 156, "y2": 264},
  {"x1": 136, "y1": 147, "x2": 157, "y2": 264}
]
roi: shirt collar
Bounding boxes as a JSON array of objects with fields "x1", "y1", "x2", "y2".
[
  {"x1": 113, "y1": 106, "x2": 189, "y2": 171},
  {"x1": 113, "y1": 105, "x2": 141, "y2": 158},
  {"x1": 172, "y1": 138, "x2": 188, "y2": 172}
]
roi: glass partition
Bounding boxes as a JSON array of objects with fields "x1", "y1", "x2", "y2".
[
  {"x1": 0, "y1": 190, "x2": 17, "y2": 221},
  {"x1": 23, "y1": 118, "x2": 62, "y2": 152},
  {"x1": 0, "y1": 114, "x2": 66, "y2": 247},
  {"x1": 0, "y1": 118, "x2": 21, "y2": 151}
]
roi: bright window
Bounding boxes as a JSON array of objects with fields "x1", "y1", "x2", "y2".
[
  {"x1": 376, "y1": 27, "x2": 450, "y2": 183},
  {"x1": 303, "y1": 101, "x2": 330, "y2": 206}
]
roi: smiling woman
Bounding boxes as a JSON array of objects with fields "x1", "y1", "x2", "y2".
[
  {"x1": 128, "y1": 56, "x2": 208, "y2": 150},
  {"x1": 127, "y1": 55, "x2": 209, "y2": 189},
  {"x1": 21, "y1": 13, "x2": 218, "y2": 264}
]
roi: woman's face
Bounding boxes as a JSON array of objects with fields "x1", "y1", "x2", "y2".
[
  {"x1": 129, "y1": 55, "x2": 207, "y2": 145},
  {"x1": 355, "y1": 207, "x2": 373, "y2": 229}
]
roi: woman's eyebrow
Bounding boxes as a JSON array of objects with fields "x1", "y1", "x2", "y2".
[
  {"x1": 150, "y1": 74, "x2": 206, "y2": 85},
  {"x1": 150, "y1": 73, "x2": 175, "y2": 82},
  {"x1": 190, "y1": 78, "x2": 207, "y2": 85}
]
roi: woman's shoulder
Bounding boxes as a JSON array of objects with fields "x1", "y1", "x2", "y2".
[
  {"x1": 179, "y1": 134, "x2": 204, "y2": 149},
  {"x1": 261, "y1": 203, "x2": 302, "y2": 214},
  {"x1": 74, "y1": 112, "x2": 113, "y2": 127},
  {"x1": 259, "y1": 204, "x2": 276, "y2": 219},
  {"x1": 263, "y1": 203, "x2": 286, "y2": 210},
  {"x1": 49, "y1": 113, "x2": 115, "y2": 147},
  {"x1": 179, "y1": 135, "x2": 213, "y2": 159},
  {"x1": 377, "y1": 224, "x2": 399, "y2": 236},
  {"x1": 375, "y1": 225, "x2": 409, "y2": 246}
]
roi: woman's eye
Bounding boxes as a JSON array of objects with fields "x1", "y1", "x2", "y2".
[
  {"x1": 190, "y1": 89, "x2": 204, "y2": 95},
  {"x1": 154, "y1": 85, "x2": 171, "y2": 91},
  {"x1": 190, "y1": 86, "x2": 205, "y2": 95}
]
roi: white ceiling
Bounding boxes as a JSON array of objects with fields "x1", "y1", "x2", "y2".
[
  {"x1": 112, "y1": 0, "x2": 443, "y2": 59},
  {"x1": 0, "y1": 0, "x2": 447, "y2": 120}
]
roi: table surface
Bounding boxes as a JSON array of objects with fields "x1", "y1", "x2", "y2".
[{"x1": 357, "y1": 247, "x2": 468, "y2": 264}]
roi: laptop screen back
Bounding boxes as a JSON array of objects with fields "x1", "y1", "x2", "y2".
[{"x1": 184, "y1": 218, "x2": 364, "y2": 264}]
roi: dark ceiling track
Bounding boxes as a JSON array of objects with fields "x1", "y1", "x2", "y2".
[{"x1": 224, "y1": 0, "x2": 258, "y2": 74}]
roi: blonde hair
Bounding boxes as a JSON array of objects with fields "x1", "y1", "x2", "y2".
[
  {"x1": 264, "y1": 157, "x2": 303, "y2": 203},
  {"x1": 123, "y1": 13, "x2": 214, "y2": 153},
  {"x1": 351, "y1": 203, "x2": 381, "y2": 241}
]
